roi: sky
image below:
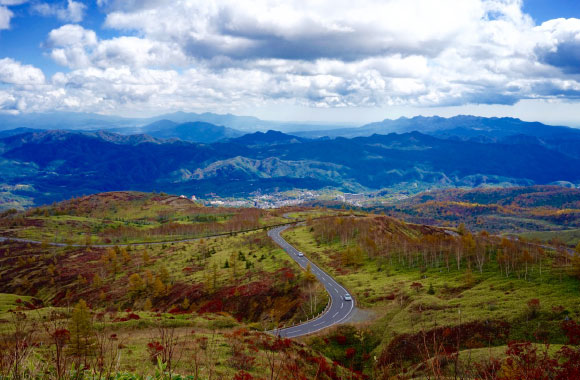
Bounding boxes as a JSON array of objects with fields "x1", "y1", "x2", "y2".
[{"x1": 1, "y1": 0, "x2": 580, "y2": 125}]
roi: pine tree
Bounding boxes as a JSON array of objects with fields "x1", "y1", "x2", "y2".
[
  {"x1": 128, "y1": 273, "x2": 144, "y2": 295},
  {"x1": 427, "y1": 284, "x2": 435, "y2": 295},
  {"x1": 68, "y1": 299, "x2": 94, "y2": 365},
  {"x1": 158, "y1": 265, "x2": 170, "y2": 283},
  {"x1": 142, "y1": 250, "x2": 151, "y2": 266},
  {"x1": 181, "y1": 297, "x2": 190, "y2": 311},
  {"x1": 121, "y1": 248, "x2": 131, "y2": 265},
  {"x1": 92, "y1": 273, "x2": 102, "y2": 288},
  {"x1": 153, "y1": 277, "x2": 166, "y2": 298}
]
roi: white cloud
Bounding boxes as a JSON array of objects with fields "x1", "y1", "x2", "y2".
[
  {"x1": 34, "y1": 0, "x2": 86, "y2": 23},
  {"x1": 47, "y1": 24, "x2": 97, "y2": 68},
  {"x1": 92, "y1": 37, "x2": 187, "y2": 68},
  {"x1": 0, "y1": 58, "x2": 45, "y2": 85},
  {"x1": 0, "y1": 5, "x2": 12, "y2": 29},
  {"x1": 0, "y1": 0, "x2": 28, "y2": 5},
  {"x1": 2, "y1": 0, "x2": 580, "y2": 116}
]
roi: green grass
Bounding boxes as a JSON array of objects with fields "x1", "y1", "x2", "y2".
[
  {"x1": 519, "y1": 229, "x2": 580, "y2": 247},
  {"x1": 281, "y1": 224, "x2": 580, "y2": 350},
  {"x1": 0, "y1": 293, "x2": 32, "y2": 313},
  {"x1": 144, "y1": 230, "x2": 294, "y2": 287}
]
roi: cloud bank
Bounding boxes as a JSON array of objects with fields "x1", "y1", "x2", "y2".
[{"x1": 2, "y1": 0, "x2": 580, "y2": 116}]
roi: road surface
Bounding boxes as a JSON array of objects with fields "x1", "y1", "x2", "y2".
[{"x1": 268, "y1": 225, "x2": 356, "y2": 338}]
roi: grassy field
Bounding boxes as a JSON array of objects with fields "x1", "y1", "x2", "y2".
[
  {"x1": 283, "y1": 223, "x2": 580, "y2": 331},
  {"x1": 2, "y1": 192, "x2": 580, "y2": 379},
  {"x1": 519, "y1": 228, "x2": 580, "y2": 247},
  {"x1": 0, "y1": 229, "x2": 339, "y2": 377},
  {"x1": 0, "y1": 192, "x2": 297, "y2": 244},
  {"x1": 281, "y1": 217, "x2": 580, "y2": 377},
  {"x1": 0, "y1": 227, "x2": 333, "y2": 326}
]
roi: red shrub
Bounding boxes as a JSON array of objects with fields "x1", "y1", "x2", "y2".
[
  {"x1": 233, "y1": 371, "x2": 254, "y2": 380},
  {"x1": 146, "y1": 341, "x2": 164, "y2": 364},
  {"x1": 346, "y1": 347, "x2": 356, "y2": 359},
  {"x1": 199, "y1": 299, "x2": 223, "y2": 313}
]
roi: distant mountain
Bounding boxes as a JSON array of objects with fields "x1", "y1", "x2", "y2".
[
  {"x1": 146, "y1": 112, "x2": 265, "y2": 131},
  {"x1": 293, "y1": 115, "x2": 580, "y2": 140},
  {"x1": 0, "y1": 111, "x2": 348, "y2": 134},
  {"x1": 0, "y1": 128, "x2": 42, "y2": 138},
  {"x1": 0, "y1": 130, "x2": 162, "y2": 151},
  {"x1": 1, "y1": 128, "x2": 579, "y2": 207},
  {"x1": 146, "y1": 111, "x2": 348, "y2": 132},
  {"x1": 228, "y1": 130, "x2": 307, "y2": 147},
  {"x1": 292, "y1": 115, "x2": 580, "y2": 159},
  {"x1": 142, "y1": 120, "x2": 244, "y2": 143},
  {"x1": 0, "y1": 112, "x2": 138, "y2": 131}
]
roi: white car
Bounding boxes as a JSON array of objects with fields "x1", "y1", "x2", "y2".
[
  {"x1": 297, "y1": 251, "x2": 304, "y2": 257},
  {"x1": 343, "y1": 294, "x2": 352, "y2": 301}
]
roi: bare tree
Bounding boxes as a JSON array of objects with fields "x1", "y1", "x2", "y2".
[{"x1": 1, "y1": 312, "x2": 37, "y2": 380}]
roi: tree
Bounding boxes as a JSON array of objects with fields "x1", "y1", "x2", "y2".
[
  {"x1": 153, "y1": 277, "x2": 167, "y2": 298},
  {"x1": 158, "y1": 265, "x2": 170, "y2": 284},
  {"x1": 2, "y1": 312, "x2": 36, "y2": 379},
  {"x1": 92, "y1": 273, "x2": 102, "y2": 288},
  {"x1": 68, "y1": 299, "x2": 94, "y2": 367},
  {"x1": 181, "y1": 297, "x2": 190, "y2": 311},
  {"x1": 142, "y1": 250, "x2": 151, "y2": 266},
  {"x1": 128, "y1": 273, "x2": 144, "y2": 295},
  {"x1": 427, "y1": 284, "x2": 435, "y2": 295},
  {"x1": 121, "y1": 248, "x2": 131, "y2": 265},
  {"x1": 42, "y1": 311, "x2": 70, "y2": 380},
  {"x1": 527, "y1": 298, "x2": 541, "y2": 319},
  {"x1": 304, "y1": 263, "x2": 316, "y2": 283}
]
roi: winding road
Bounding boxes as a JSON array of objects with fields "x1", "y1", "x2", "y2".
[
  {"x1": 268, "y1": 225, "x2": 356, "y2": 338},
  {"x1": 1, "y1": 218, "x2": 357, "y2": 338}
]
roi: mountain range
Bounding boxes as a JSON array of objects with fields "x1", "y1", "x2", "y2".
[
  {"x1": 1, "y1": 114, "x2": 580, "y2": 208},
  {"x1": 0, "y1": 111, "x2": 348, "y2": 133}
]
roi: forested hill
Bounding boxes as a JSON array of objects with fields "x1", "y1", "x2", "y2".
[{"x1": 1, "y1": 128, "x2": 579, "y2": 207}]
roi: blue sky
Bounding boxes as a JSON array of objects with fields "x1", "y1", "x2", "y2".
[
  {"x1": 524, "y1": 0, "x2": 580, "y2": 22},
  {"x1": 1, "y1": 0, "x2": 580, "y2": 125}
]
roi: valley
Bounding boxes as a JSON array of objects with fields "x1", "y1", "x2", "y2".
[
  {"x1": 4, "y1": 0, "x2": 580, "y2": 377},
  {"x1": 1, "y1": 112, "x2": 580, "y2": 380},
  {"x1": 1, "y1": 115, "x2": 580, "y2": 212},
  {"x1": 1, "y1": 191, "x2": 580, "y2": 379}
]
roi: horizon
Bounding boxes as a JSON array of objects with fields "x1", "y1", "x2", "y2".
[{"x1": 3, "y1": 109, "x2": 580, "y2": 130}]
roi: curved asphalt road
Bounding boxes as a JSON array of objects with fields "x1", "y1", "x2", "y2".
[{"x1": 268, "y1": 225, "x2": 356, "y2": 338}]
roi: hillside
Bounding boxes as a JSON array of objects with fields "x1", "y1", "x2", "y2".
[
  {"x1": 380, "y1": 185, "x2": 580, "y2": 237},
  {"x1": 2, "y1": 193, "x2": 580, "y2": 379},
  {"x1": 0, "y1": 194, "x2": 354, "y2": 379},
  {"x1": 281, "y1": 214, "x2": 580, "y2": 378},
  {"x1": 2, "y1": 129, "x2": 580, "y2": 208},
  {"x1": 142, "y1": 120, "x2": 245, "y2": 143}
]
